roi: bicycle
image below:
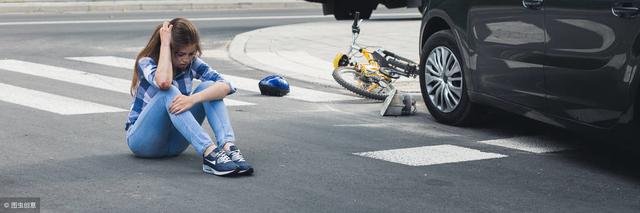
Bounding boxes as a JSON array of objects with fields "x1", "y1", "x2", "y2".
[{"x1": 332, "y1": 11, "x2": 419, "y2": 100}]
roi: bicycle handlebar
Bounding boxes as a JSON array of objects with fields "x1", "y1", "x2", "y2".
[
  {"x1": 352, "y1": 11, "x2": 361, "y2": 34},
  {"x1": 353, "y1": 11, "x2": 360, "y2": 27}
]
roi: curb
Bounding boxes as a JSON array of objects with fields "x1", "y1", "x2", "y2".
[
  {"x1": 228, "y1": 21, "x2": 423, "y2": 93},
  {"x1": 228, "y1": 28, "x2": 343, "y2": 88},
  {"x1": 0, "y1": 1, "x2": 320, "y2": 14}
]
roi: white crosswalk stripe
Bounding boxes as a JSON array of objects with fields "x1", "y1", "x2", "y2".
[
  {"x1": 65, "y1": 56, "x2": 362, "y2": 102},
  {"x1": 0, "y1": 59, "x2": 254, "y2": 109},
  {"x1": 66, "y1": 56, "x2": 133, "y2": 70},
  {"x1": 1, "y1": 59, "x2": 130, "y2": 94},
  {"x1": 66, "y1": 56, "x2": 253, "y2": 106},
  {"x1": 220, "y1": 99, "x2": 254, "y2": 106},
  {"x1": 478, "y1": 136, "x2": 571, "y2": 154},
  {"x1": 223, "y1": 75, "x2": 361, "y2": 102},
  {"x1": 0, "y1": 83, "x2": 126, "y2": 115},
  {"x1": 351, "y1": 134, "x2": 570, "y2": 167},
  {"x1": 354, "y1": 144, "x2": 508, "y2": 166}
]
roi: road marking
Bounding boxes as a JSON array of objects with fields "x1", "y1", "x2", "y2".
[
  {"x1": 66, "y1": 52, "x2": 230, "y2": 68},
  {"x1": 66, "y1": 56, "x2": 133, "y2": 70},
  {"x1": 0, "y1": 59, "x2": 130, "y2": 94},
  {"x1": 223, "y1": 99, "x2": 255, "y2": 106},
  {"x1": 478, "y1": 136, "x2": 571, "y2": 154},
  {"x1": 67, "y1": 56, "x2": 361, "y2": 102},
  {"x1": 0, "y1": 13, "x2": 419, "y2": 26},
  {"x1": 247, "y1": 51, "x2": 338, "y2": 87},
  {"x1": 354, "y1": 144, "x2": 507, "y2": 166},
  {"x1": 0, "y1": 59, "x2": 253, "y2": 106},
  {"x1": 223, "y1": 75, "x2": 361, "y2": 102},
  {"x1": 0, "y1": 83, "x2": 126, "y2": 115}
]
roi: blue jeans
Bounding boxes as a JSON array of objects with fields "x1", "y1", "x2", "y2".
[{"x1": 126, "y1": 81, "x2": 235, "y2": 158}]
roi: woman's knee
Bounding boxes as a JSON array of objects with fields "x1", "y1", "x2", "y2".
[
  {"x1": 154, "y1": 86, "x2": 182, "y2": 105},
  {"x1": 156, "y1": 85, "x2": 181, "y2": 97}
]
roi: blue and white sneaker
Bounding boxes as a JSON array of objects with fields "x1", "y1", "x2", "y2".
[
  {"x1": 226, "y1": 144, "x2": 254, "y2": 175},
  {"x1": 203, "y1": 147, "x2": 239, "y2": 176}
]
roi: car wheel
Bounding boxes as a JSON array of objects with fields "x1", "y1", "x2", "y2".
[
  {"x1": 420, "y1": 30, "x2": 478, "y2": 126},
  {"x1": 333, "y1": 6, "x2": 351, "y2": 20},
  {"x1": 333, "y1": 1, "x2": 373, "y2": 20},
  {"x1": 358, "y1": 7, "x2": 373, "y2": 19}
]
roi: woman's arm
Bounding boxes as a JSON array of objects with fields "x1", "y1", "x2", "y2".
[
  {"x1": 168, "y1": 58, "x2": 236, "y2": 114},
  {"x1": 168, "y1": 82, "x2": 230, "y2": 114},
  {"x1": 155, "y1": 21, "x2": 173, "y2": 90},
  {"x1": 192, "y1": 82, "x2": 230, "y2": 101}
]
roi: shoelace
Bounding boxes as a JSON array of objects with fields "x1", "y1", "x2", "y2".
[
  {"x1": 228, "y1": 150, "x2": 246, "y2": 162},
  {"x1": 215, "y1": 150, "x2": 232, "y2": 164}
]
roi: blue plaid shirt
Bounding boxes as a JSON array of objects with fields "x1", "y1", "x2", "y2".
[{"x1": 125, "y1": 57, "x2": 236, "y2": 130}]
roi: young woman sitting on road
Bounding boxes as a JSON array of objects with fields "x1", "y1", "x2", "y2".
[{"x1": 125, "y1": 17, "x2": 253, "y2": 176}]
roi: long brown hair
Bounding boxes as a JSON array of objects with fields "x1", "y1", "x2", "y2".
[{"x1": 130, "y1": 17, "x2": 203, "y2": 96}]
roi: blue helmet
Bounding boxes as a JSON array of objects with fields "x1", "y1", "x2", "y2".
[{"x1": 259, "y1": 75, "x2": 290, "y2": 96}]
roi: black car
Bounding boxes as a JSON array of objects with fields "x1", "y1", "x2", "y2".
[
  {"x1": 305, "y1": 0, "x2": 424, "y2": 20},
  {"x1": 419, "y1": 0, "x2": 640, "y2": 133}
]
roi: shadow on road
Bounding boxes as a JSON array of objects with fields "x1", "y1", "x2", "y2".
[{"x1": 462, "y1": 108, "x2": 640, "y2": 182}]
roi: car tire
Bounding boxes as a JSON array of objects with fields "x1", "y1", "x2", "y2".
[
  {"x1": 420, "y1": 30, "x2": 478, "y2": 126},
  {"x1": 333, "y1": 1, "x2": 373, "y2": 20},
  {"x1": 358, "y1": 7, "x2": 373, "y2": 20}
]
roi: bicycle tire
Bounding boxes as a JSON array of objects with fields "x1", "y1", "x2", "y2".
[{"x1": 332, "y1": 66, "x2": 389, "y2": 100}]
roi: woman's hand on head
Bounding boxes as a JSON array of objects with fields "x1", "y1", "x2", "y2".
[
  {"x1": 169, "y1": 94, "x2": 198, "y2": 114},
  {"x1": 160, "y1": 21, "x2": 173, "y2": 46}
]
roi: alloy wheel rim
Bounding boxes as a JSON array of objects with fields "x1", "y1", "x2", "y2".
[{"x1": 424, "y1": 46, "x2": 463, "y2": 113}]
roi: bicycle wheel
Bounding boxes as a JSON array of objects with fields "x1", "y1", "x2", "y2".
[{"x1": 332, "y1": 66, "x2": 389, "y2": 100}]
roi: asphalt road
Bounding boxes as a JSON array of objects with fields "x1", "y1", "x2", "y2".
[{"x1": 0, "y1": 8, "x2": 639, "y2": 213}]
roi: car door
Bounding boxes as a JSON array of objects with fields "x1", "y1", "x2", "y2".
[
  {"x1": 468, "y1": 0, "x2": 547, "y2": 109},
  {"x1": 544, "y1": 0, "x2": 640, "y2": 127}
]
